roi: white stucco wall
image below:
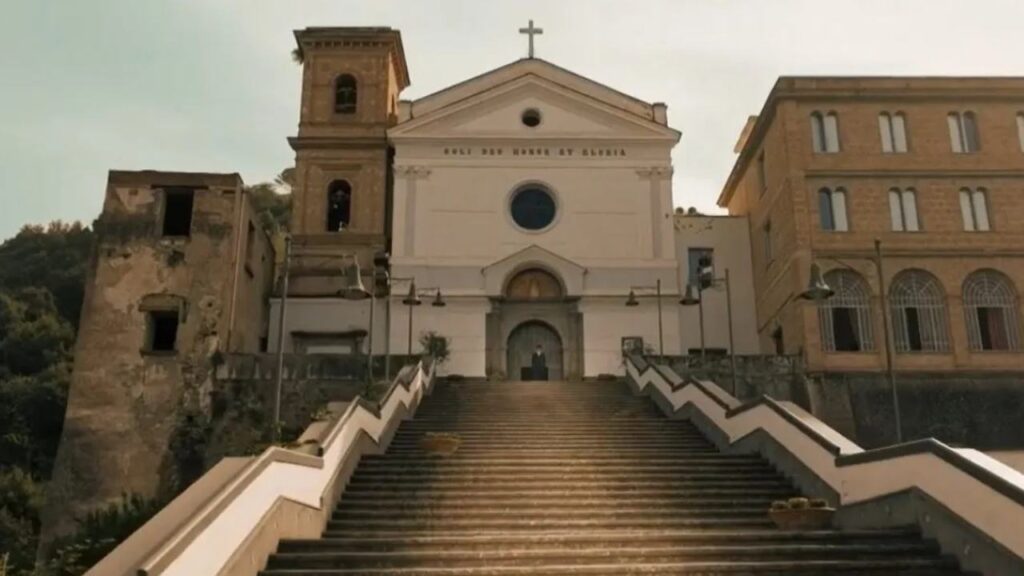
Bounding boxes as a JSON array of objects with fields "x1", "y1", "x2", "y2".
[
  {"x1": 673, "y1": 214, "x2": 761, "y2": 355},
  {"x1": 581, "y1": 298, "x2": 682, "y2": 376}
]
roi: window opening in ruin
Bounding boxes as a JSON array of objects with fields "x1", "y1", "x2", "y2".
[
  {"x1": 162, "y1": 189, "x2": 194, "y2": 237},
  {"x1": 147, "y1": 310, "x2": 179, "y2": 352}
]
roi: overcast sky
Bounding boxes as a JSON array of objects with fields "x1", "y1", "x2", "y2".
[{"x1": 3, "y1": 0, "x2": 1024, "y2": 239}]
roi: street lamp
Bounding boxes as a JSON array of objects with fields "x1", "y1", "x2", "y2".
[
  {"x1": 680, "y1": 267, "x2": 738, "y2": 395},
  {"x1": 399, "y1": 280, "x2": 446, "y2": 357},
  {"x1": 801, "y1": 239, "x2": 902, "y2": 443},
  {"x1": 337, "y1": 258, "x2": 374, "y2": 388},
  {"x1": 625, "y1": 278, "x2": 665, "y2": 359},
  {"x1": 272, "y1": 246, "x2": 368, "y2": 442}
]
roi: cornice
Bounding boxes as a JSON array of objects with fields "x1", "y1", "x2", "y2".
[
  {"x1": 394, "y1": 165, "x2": 432, "y2": 178},
  {"x1": 804, "y1": 169, "x2": 1024, "y2": 179},
  {"x1": 635, "y1": 167, "x2": 674, "y2": 180}
]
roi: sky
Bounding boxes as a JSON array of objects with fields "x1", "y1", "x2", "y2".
[{"x1": 2, "y1": 0, "x2": 1024, "y2": 240}]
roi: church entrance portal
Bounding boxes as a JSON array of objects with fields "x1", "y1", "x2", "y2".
[
  {"x1": 486, "y1": 267, "x2": 583, "y2": 380},
  {"x1": 507, "y1": 321, "x2": 563, "y2": 381}
]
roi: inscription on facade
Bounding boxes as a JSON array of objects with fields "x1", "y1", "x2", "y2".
[{"x1": 443, "y1": 147, "x2": 628, "y2": 158}]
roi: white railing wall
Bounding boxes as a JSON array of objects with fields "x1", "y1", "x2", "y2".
[
  {"x1": 626, "y1": 355, "x2": 1024, "y2": 573},
  {"x1": 88, "y1": 360, "x2": 434, "y2": 576}
]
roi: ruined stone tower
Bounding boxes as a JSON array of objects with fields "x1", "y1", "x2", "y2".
[{"x1": 38, "y1": 171, "x2": 275, "y2": 549}]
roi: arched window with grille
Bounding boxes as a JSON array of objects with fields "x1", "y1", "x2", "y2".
[
  {"x1": 335, "y1": 74, "x2": 358, "y2": 114},
  {"x1": 889, "y1": 270, "x2": 949, "y2": 352},
  {"x1": 819, "y1": 270, "x2": 875, "y2": 352},
  {"x1": 963, "y1": 270, "x2": 1020, "y2": 351}
]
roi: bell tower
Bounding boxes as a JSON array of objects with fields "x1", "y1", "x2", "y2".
[{"x1": 288, "y1": 27, "x2": 409, "y2": 293}]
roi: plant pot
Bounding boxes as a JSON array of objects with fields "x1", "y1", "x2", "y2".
[
  {"x1": 418, "y1": 433, "x2": 461, "y2": 456},
  {"x1": 769, "y1": 507, "x2": 836, "y2": 530}
]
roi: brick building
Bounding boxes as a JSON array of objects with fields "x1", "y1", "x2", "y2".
[{"x1": 720, "y1": 78, "x2": 1024, "y2": 374}]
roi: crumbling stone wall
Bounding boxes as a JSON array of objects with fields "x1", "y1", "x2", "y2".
[{"x1": 38, "y1": 171, "x2": 275, "y2": 552}]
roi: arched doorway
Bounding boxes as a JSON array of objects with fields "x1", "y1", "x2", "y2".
[{"x1": 507, "y1": 321, "x2": 563, "y2": 381}]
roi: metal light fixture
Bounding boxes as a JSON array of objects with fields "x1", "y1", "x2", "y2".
[
  {"x1": 625, "y1": 289, "x2": 639, "y2": 307},
  {"x1": 799, "y1": 263, "x2": 835, "y2": 302},
  {"x1": 338, "y1": 260, "x2": 370, "y2": 300},
  {"x1": 403, "y1": 280, "x2": 423, "y2": 306},
  {"x1": 431, "y1": 289, "x2": 446, "y2": 307},
  {"x1": 679, "y1": 283, "x2": 700, "y2": 306}
]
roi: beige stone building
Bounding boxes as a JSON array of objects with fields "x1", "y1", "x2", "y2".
[
  {"x1": 721, "y1": 77, "x2": 1024, "y2": 374},
  {"x1": 287, "y1": 27, "x2": 408, "y2": 296}
]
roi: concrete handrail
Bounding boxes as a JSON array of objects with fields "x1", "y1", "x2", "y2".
[
  {"x1": 625, "y1": 354, "x2": 1024, "y2": 572},
  {"x1": 88, "y1": 360, "x2": 434, "y2": 576}
]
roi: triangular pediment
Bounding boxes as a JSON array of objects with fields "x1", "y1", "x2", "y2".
[
  {"x1": 481, "y1": 245, "x2": 587, "y2": 297},
  {"x1": 390, "y1": 60, "x2": 679, "y2": 142}
]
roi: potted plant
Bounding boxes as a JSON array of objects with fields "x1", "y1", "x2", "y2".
[
  {"x1": 769, "y1": 497, "x2": 835, "y2": 530},
  {"x1": 419, "y1": 432, "x2": 461, "y2": 456}
]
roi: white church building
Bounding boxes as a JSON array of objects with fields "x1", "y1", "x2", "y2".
[{"x1": 270, "y1": 27, "x2": 758, "y2": 379}]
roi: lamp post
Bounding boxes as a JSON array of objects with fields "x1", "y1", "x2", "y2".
[
  {"x1": 386, "y1": 276, "x2": 447, "y2": 360},
  {"x1": 800, "y1": 240, "x2": 902, "y2": 444},
  {"x1": 274, "y1": 246, "x2": 367, "y2": 440},
  {"x1": 337, "y1": 258, "x2": 374, "y2": 386},
  {"x1": 680, "y1": 268, "x2": 738, "y2": 395},
  {"x1": 625, "y1": 278, "x2": 664, "y2": 359},
  {"x1": 271, "y1": 235, "x2": 292, "y2": 443}
]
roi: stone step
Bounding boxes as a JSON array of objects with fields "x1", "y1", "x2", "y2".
[
  {"x1": 323, "y1": 516, "x2": 776, "y2": 532},
  {"x1": 375, "y1": 453, "x2": 757, "y2": 462},
  {"x1": 351, "y1": 467, "x2": 779, "y2": 479},
  {"x1": 336, "y1": 496, "x2": 783, "y2": 512},
  {"x1": 259, "y1": 557, "x2": 962, "y2": 575},
  {"x1": 383, "y1": 446, "x2": 723, "y2": 455},
  {"x1": 331, "y1": 505, "x2": 770, "y2": 521},
  {"x1": 338, "y1": 487, "x2": 799, "y2": 501},
  {"x1": 276, "y1": 528, "x2": 925, "y2": 552},
  {"x1": 343, "y1": 478, "x2": 793, "y2": 491},
  {"x1": 267, "y1": 541, "x2": 942, "y2": 569}
]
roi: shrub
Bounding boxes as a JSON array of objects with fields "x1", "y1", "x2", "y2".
[
  {"x1": 418, "y1": 331, "x2": 450, "y2": 365},
  {"x1": 786, "y1": 497, "x2": 810, "y2": 510},
  {"x1": 44, "y1": 494, "x2": 163, "y2": 576}
]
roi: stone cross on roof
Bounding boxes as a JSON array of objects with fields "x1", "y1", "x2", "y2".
[{"x1": 519, "y1": 19, "x2": 543, "y2": 59}]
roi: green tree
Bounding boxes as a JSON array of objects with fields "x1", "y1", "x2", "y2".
[
  {"x1": 0, "y1": 468, "x2": 44, "y2": 574},
  {"x1": 247, "y1": 183, "x2": 291, "y2": 233},
  {"x1": 0, "y1": 222, "x2": 93, "y2": 329},
  {"x1": 0, "y1": 289, "x2": 74, "y2": 377}
]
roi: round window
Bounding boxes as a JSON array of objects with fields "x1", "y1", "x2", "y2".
[
  {"x1": 521, "y1": 108, "x2": 542, "y2": 128},
  {"x1": 510, "y1": 187, "x2": 557, "y2": 231}
]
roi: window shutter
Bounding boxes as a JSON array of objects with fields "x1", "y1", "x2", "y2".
[
  {"x1": 972, "y1": 190, "x2": 990, "y2": 231},
  {"x1": 811, "y1": 114, "x2": 824, "y2": 153},
  {"x1": 824, "y1": 114, "x2": 840, "y2": 152},
  {"x1": 949, "y1": 114, "x2": 964, "y2": 153},
  {"x1": 889, "y1": 189, "x2": 904, "y2": 231},
  {"x1": 959, "y1": 189, "x2": 975, "y2": 230},
  {"x1": 1017, "y1": 113, "x2": 1024, "y2": 153},
  {"x1": 902, "y1": 189, "x2": 919, "y2": 231},
  {"x1": 832, "y1": 189, "x2": 848, "y2": 231},
  {"x1": 964, "y1": 113, "x2": 980, "y2": 152},
  {"x1": 892, "y1": 114, "x2": 907, "y2": 152},
  {"x1": 818, "y1": 189, "x2": 835, "y2": 231},
  {"x1": 879, "y1": 114, "x2": 893, "y2": 153}
]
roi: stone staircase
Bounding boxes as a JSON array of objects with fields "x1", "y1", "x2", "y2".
[{"x1": 260, "y1": 380, "x2": 970, "y2": 575}]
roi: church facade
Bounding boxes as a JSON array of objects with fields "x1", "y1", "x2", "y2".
[{"x1": 271, "y1": 27, "x2": 759, "y2": 378}]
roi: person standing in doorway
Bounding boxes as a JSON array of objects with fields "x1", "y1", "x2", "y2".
[{"x1": 531, "y1": 344, "x2": 547, "y2": 381}]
